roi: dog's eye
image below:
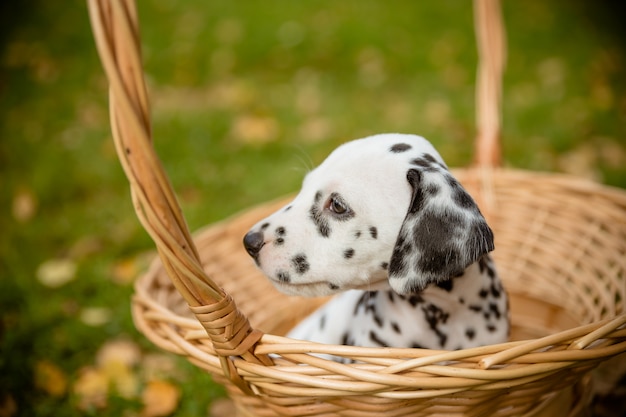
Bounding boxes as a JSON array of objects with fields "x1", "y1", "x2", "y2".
[{"x1": 328, "y1": 196, "x2": 348, "y2": 214}]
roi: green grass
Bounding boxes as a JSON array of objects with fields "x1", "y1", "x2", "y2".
[{"x1": 1, "y1": 1, "x2": 625, "y2": 416}]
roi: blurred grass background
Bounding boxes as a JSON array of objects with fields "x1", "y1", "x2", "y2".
[{"x1": 1, "y1": 1, "x2": 625, "y2": 416}]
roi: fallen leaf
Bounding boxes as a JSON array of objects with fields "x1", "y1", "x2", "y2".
[
  {"x1": 141, "y1": 380, "x2": 181, "y2": 417},
  {"x1": 68, "y1": 236, "x2": 103, "y2": 259},
  {"x1": 141, "y1": 353, "x2": 183, "y2": 382},
  {"x1": 34, "y1": 360, "x2": 67, "y2": 397},
  {"x1": 231, "y1": 114, "x2": 279, "y2": 144},
  {"x1": 36, "y1": 258, "x2": 77, "y2": 288},
  {"x1": 80, "y1": 307, "x2": 112, "y2": 327},
  {"x1": 73, "y1": 367, "x2": 108, "y2": 410},
  {"x1": 96, "y1": 339, "x2": 141, "y2": 398},
  {"x1": 102, "y1": 361, "x2": 138, "y2": 399},
  {"x1": 299, "y1": 117, "x2": 331, "y2": 143},
  {"x1": 0, "y1": 394, "x2": 17, "y2": 417},
  {"x1": 97, "y1": 338, "x2": 142, "y2": 369},
  {"x1": 11, "y1": 187, "x2": 37, "y2": 222},
  {"x1": 111, "y1": 258, "x2": 139, "y2": 285}
]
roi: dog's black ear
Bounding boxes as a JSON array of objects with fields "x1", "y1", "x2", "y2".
[{"x1": 388, "y1": 167, "x2": 494, "y2": 295}]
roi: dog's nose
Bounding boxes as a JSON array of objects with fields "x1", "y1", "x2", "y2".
[{"x1": 243, "y1": 231, "x2": 265, "y2": 257}]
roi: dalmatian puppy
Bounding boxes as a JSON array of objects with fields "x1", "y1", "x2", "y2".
[{"x1": 243, "y1": 133, "x2": 508, "y2": 355}]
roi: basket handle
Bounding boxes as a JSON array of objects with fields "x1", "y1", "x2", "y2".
[
  {"x1": 87, "y1": 0, "x2": 272, "y2": 394},
  {"x1": 474, "y1": 0, "x2": 506, "y2": 168}
]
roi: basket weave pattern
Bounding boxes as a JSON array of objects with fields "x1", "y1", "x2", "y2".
[{"x1": 88, "y1": 0, "x2": 626, "y2": 416}]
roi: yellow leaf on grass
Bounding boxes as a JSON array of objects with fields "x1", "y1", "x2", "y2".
[
  {"x1": 80, "y1": 307, "x2": 112, "y2": 327},
  {"x1": 34, "y1": 360, "x2": 67, "y2": 397},
  {"x1": 96, "y1": 338, "x2": 142, "y2": 368},
  {"x1": 111, "y1": 258, "x2": 139, "y2": 285},
  {"x1": 36, "y1": 258, "x2": 77, "y2": 288},
  {"x1": 102, "y1": 361, "x2": 138, "y2": 399},
  {"x1": 231, "y1": 114, "x2": 279, "y2": 144},
  {"x1": 141, "y1": 380, "x2": 181, "y2": 417},
  {"x1": 141, "y1": 353, "x2": 182, "y2": 381},
  {"x1": 12, "y1": 187, "x2": 37, "y2": 223},
  {"x1": 96, "y1": 339, "x2": 141, "y2": 398},
  {"x1": 73, "y1": 367, "x2": 108, "y2": 410}
]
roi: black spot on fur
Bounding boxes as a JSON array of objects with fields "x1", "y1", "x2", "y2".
[
  {"x1": 275, "y1": 237, "x2": 284, "y2": 245},
  {"x1": 452, "y1": 186, "x2": 475, "y2": 210},
  {"x1": 261, "y1": 223, "x2": 270, "y2": 230},
  {"x1": 387, "y1": 291, "x2": 395, "y2": 302},
  {"x1": 413, "y1": 154, "x2": 447, "y2": 172},
  {"x1": 275, "y1": 227, "x2": 286, "y2": 236},
  {"x1": 314, "y1": 191, "x2": 322, "y2": 203},
  {"x1": 491, "y1": 283, "x2": 502, "y2": 298},
  {"x1": 411, "y1": 342, "x2": 424, "y2": 349},
  {"x1": 284, "y1": 205, "x2": 292, "y2": 212},
  {"x1": 479, "y1": 289, "x2": 489, "y2": 298},
  {"x1": 369, "y1": 331, "x2": 390, "y2": 347},
  {"x1": 343, "y1": 248, "x2": 355, "y2": 259},
  {"x1": 489, "y1": 303, "x2": 501, "y2": 320},
  {"x1": 328, "y1": 283, "x2": 339, "y2": 290},
  {"x1": 354, "y1": 292, "x2": 384, "y2": 329},
  {"x1": 373, "y1": 314, "x2": 383, "y2": 328},
  {"x1": 478, "y1": 256, "x2": 488, "y2": 273},
  {"x1": 309, "y1": 203, "x2": 331, "y2": 237},
  {"x1": 391, "y1": 322, "x2": 401, "y2": 334},
  {"x1": 369, "y1": 226, "x2": 378, "y2": 239},
  {"x1": 411, "y1": 158, "x2": 432, "y2": 170},
  {"x1": 465, "y1": 328, "x2": 475, "y2": 340},
  {"x1": 481, "y1": 257, "x2": 497, "y2": 279},
  {"x1": 435, "y1": 279, "x2": 454, "y2": 292},
  {"x1": 487, "y1": 324, "x2": 497, "y2": 333},
  {"x1": 408, "y1": 294, "x2": 424, "y2": 307},
  {"x1": 422, "y1": 304, "x2": 449, "y2": 348},
  {"x1": 320, "y1": 315, "x2": 326, "y2": 330},
  {"x1": 291, "y1": 254, "x2": 310, "y2": 274},
  {"x1": 425, "y1": 183, "x2": 440, "y2": 196},
  {"x1": 469, "y1": 304, "x2": 482, "y2": 313},
  {"x1": 390, "y1": 143, "x2": 412, "y2": 153},
  {"x1": 277, "y1": 271, "x2": 290, "y2": 283},
  {"x1": 381, "y1": 262, "x2": 389, "y2": 270},
  {"x1": 355, "y1": 230, "x2": 362, "y2": 238}
]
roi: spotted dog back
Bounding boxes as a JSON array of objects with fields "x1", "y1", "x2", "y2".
[{"x1": 243, "y1": 133, "x2": 509, "y2": 354}]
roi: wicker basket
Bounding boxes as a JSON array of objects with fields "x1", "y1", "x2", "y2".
[{"x1": 88, "y1": 0, "x2": 626, "y2": 416}]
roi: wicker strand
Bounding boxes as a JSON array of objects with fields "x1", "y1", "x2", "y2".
[{"x1": 87, "y1": 0, "x2": 271, "y2": 393}]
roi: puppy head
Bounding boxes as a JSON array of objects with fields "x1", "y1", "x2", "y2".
[{"x1": 243, "y1": 133, "x2": 494, "y2": 297}]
